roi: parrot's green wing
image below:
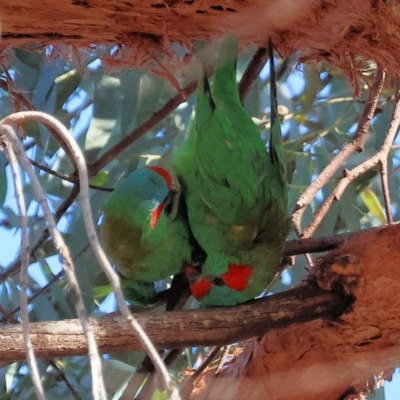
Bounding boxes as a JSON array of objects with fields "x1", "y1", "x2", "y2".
[
  {"x1": 173, "y1": 37, "x2": 277, "y2": 261},
  {"x1": 178, "y1": 37, "x2": 290, "y2": 306}
]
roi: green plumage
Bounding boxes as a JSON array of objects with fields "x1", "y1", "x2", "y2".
[
  {"x1": 100, "y1": 167, "x2": 192, "y2": 304},
  {"x1": 173, "y1": 36, "x2": 290, "y2": 306}
]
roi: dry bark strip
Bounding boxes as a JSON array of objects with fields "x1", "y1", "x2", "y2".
[
  {"x1": 1, "y1": 1, "x2": 400, "y2": 82},
  {"x1": 192, "y1": 223, "x2": 400, "y2": 400},
  {"x1": 0, "y1": 284, "x2": 348, "y2": 363}
]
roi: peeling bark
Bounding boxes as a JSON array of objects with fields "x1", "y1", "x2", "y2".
[
  {"x1": 1, "y1": 1, "x2": 400, "y2": 83},
  {"x1": 192, "y1": 224, "x2": 400, "y2": 400}
]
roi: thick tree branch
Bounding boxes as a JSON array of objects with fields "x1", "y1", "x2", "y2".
[
  {"x1": 0, "y1": 284, "x2": 349, "y2": 363},
  {"x1": 282, "y1": 222, "x2": 399, "y2": 256},
  {"x1": 193, "y1": 222, "x2": 400, "y2": 400}
]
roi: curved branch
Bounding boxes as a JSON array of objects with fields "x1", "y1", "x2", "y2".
[
  {"x1": 1, "y1": 125, "x2": 46, "y2": 400},
  {"x1": 1, "y1": 111, "x2": 180, "y2": 399},
  {"x1": 0, "y1": 120, "x2": 107, "y2": 400}
]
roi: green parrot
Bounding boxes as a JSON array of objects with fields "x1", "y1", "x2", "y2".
[
  {"x1": 100, "y1": 166, "x2": 194, "y2": 305},
  {"x1": 173, "y1": 37, "x2": 290, "y2": 306}
]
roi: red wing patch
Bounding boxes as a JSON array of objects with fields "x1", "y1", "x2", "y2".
[
  {"x1": 189, "y1": 279, "x2": 212, "y2": 300},
  {"x1": 221, "y1": 264, "x2": 253, "y2": 292},
  {"x1": 147, "y1": 166, "x2": 172, "y2": 189},
  {"x1": 150, "y1": 200, "x2": 166, "y2": 229}
]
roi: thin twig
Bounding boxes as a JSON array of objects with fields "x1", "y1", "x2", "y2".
[
  {"x1": 1, "y1": 125, "x2": 46, "y2": 400},
  {"x1": 134, "y1": 349, "x2": 183, "y2": 400},
  {"x1": 180, "y1": 346, "x2": 222, "y2": 400},
  {"x1": 0, "y1": 121, "x2": 107, "y2": 400},
  {"x1": 28, "y1": 158, "x2": 113, "y2": 192},
  {"x1": 0, "y1": 270, "x2": 64, "y2": 324},
  {"x1": 380, "y1": 157, "x2": 393, "y2": 223},
  {"x1": 0, "y1": 77, "x2": 36, "y2": 112},
  {"x1": 1, "y1": 111, "x2": 180, "y2": 400},
  {"x1": 292, "y1": 68, "x2": 386, "y2": 237},
  {"x1": 47, "y1": 361, "x2": 82, "y2": 400},
  {"x1": 303, "y1": 86, "x2": 400, "y2": 237}
]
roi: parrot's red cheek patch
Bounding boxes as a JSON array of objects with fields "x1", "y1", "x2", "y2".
[
  {"x1": 147, "y1": 166, "x2": 172, "y2": 189},
  {"x1": 222, "y1": 264, "x2": 253, "y2": 292},
  {"x1": 150, "y1": 200, "x2": 166, "y2": 229},
  {"x1": 190, "y1": 280, "x2": 212, "y2": 300}
]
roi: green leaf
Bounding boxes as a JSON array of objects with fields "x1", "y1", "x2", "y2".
[
  {"x1": 299, "y1": 64, "x2": 320, "y2": 110},
  {"x1": 14, "y1": 48, "x2": 42, "y2": 69},
  {"x1": 25, "y1": 121, "x2": 43, "y2": 147},
  {"x1": 339, "y1": 185, "x2": 361, "y2": 232},
  {"x1": 359, "y1": 187, "x2": 386, "y2": 224},
  {"x1": 93, "y1": 284, "x2": 113, "y2": 297},
  {"x1": 151, "y1": 389, "x2": 169, "y2": 400},
  {"x1": 119, "y1": 69, "x2": 141, "y2": 135},
  {"x1": 54, "y1": 69, "x2": 82, "y2": 112},
  {"x1": 32, "y1": 58, "x2": 66, "y2": 109},
  {"x1": 85, "y1": 75, "x2": 122, "y2": 162},
  {"x1": 89, "y1": 171, "x2": 109, "y2": 187}
]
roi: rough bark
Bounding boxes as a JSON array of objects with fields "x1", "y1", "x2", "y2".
[
  {"x1": 192, "y1": 223, "x2": 400, "y2": 400},
  {"x1": 0, "y1": 284, "x2": 348, "y2": 363},
  {"x1": 1, "y1": 0, "x2": 400, "y2": 84}
]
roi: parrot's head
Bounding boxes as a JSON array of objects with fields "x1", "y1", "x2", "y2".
[
  {"x1": 145, "y1": 166, "x2": 181, "y2": 228},
  {"x1": 185, "y1": 264, "x2": 262, "y2": 307}
]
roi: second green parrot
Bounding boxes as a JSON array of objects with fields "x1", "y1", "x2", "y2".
[{"x1": 173, "y1": 37, "x2": 290, "y2": 306}]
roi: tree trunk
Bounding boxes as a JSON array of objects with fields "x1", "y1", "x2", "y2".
[{"x1": 191, "y1": 223, "x2": 400, "y2": 400}]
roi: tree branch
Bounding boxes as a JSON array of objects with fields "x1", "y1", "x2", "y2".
[
  {"x1": 0, "y1": 284, "x2": 350, "y2": 363},
  {"x1": 282, "y1": 223, "x2": 400, "y2": 256},
  {"x1": 292, "y1": 68, "x2": 386, "y2": 236},
  {"x1": 239, "y1": 46, "x2": 269, "y2": 102},
  {"x1": 303, "y1": 85, "x2": 400, "y2": 237}
]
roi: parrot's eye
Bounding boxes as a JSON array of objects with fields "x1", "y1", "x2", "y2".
[{"x1": 213, "y1": 277, "x2": 225, "y2": 287}]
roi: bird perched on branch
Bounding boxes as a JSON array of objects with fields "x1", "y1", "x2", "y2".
[
  {"x1": 173, "y1": 36, "x2": 290, "y2": 306},
  {"x1": 100, "y1": 166, "x2": 194, "y2": 305}
]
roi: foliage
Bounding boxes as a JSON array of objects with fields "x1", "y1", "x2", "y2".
[{"x1": 0, "y1": 43, "x2": 398, "y2": 399}]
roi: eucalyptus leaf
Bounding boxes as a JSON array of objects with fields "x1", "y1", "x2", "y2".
[
  {"x1": 85, "y1": 75, "x2": 122, "y2": 162},
  {"x1": 54, "y1": 69, "x2": 82, "y2": 112}
]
